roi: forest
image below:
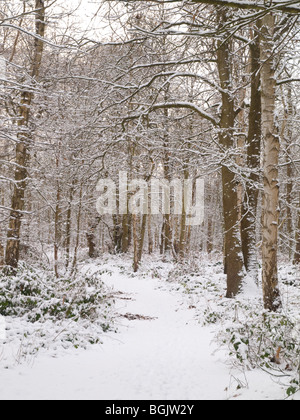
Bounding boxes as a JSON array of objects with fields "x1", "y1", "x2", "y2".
[{"x1": 0, "y1": 0, "x2": 299, "y2": 400}]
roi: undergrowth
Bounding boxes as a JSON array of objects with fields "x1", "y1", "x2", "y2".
[
  {"x1": 0, "y1": 262, "x2": 115, "y2": 362},
  {"x1": 166, "y1": 256, "x2": 300, "y2": 399}
]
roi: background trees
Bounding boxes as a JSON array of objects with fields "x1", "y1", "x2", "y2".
[{"x1": 0, "y1": 0, "x2": 299, "y2": 312}]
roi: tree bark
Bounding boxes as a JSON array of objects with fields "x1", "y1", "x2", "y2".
[
  {"x1": 0, "y1": 243, "x2": 4, "y2": 268},
  {"x1": 54, "y1": 180, "x2": 62, "y2": 278},
  {"x1": 285, "y1": 86, "x2": 294, "y2": 259},
  {"x1": 5, "y1": 0, "x2": 46, "y2": 269},
  {"x1": 162, "y1": 107, "x2": 172, "y2": 255},
  {"x1": 65, "y1": 183, "x2": 75, "y2": 268},
  {"x1": 132, "y1": 214, "x2": 139, "y2": 272},
  {"x1": 241, "y1": 27, "x2": 262, "y2": 281},
  {"x1": 112, "y1": 215, "x2": 122, "y2": 253},
  {"x1": 294, "y1": 193, "x2": 300, "y2": 265},
  {"x1": 148, "y1": 214, "x2": 153, "y2": 254},
  {"x1": 122, "y1": 213, "x2": 130, "y2": 253},
  {"x1": 178, "y1": 168, "x2": 189, "y2": 259},
  {"x1": 86, "y1": 216, "x2": 100, "y2": 259},
  {"x1": 72, "y1": 185, "x2": 83, "y2": 272},
  {"x1": 260, "y1": 13, "x2": 281, "y2": 312},
  {"x1": 217, "y1": 10, "x2": 245, "y2": 297},
  {"x1": 137, "y1": 213, "x2": 147, "y2": 265}
]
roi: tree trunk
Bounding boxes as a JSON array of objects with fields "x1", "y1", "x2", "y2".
[
  {"x1": 241, "y1": 28, "x2": 262, "y2": 281},
  {"x1": 148, "y1": 214, "x2": 153, "y2": 254},
  {"x1": 285, "y1": 86, "x2": 294, "y2": 259},
  {"x1": 221, "y1": 166, "x2": 245, "y2": 297},
  {"x1": 294, "y1": 193, "x2": 300, "y2": 265},
  {"x1": 122, "y1": 213, "x2": 130, "y2": 253},
  {"x1": 112, "y1": 215, "x2": 122, "y2": 254},
  {"x1": 162, "y1": 98, "x2": 172, "y2": 255},
  {"x1": 5, "y1": 100, "x2": 32, "y2": 269},
  {"x1": 54, "y1": 181, "x2": 62, "y2": 278},
  {"x1": 5, "y1": 0, "x2": 46, "y2": 269},
  {"x1": 163, "y1": 214, "x2": 172, "y2": 253},
  {"x1": 132, "y1": 214, "x2": 139, "y2": 272},
  {"x1": 0, "y1": 243, "x2": 4, "y2": 268},
  {"x1": 178, "y1": 168, "x2": 189, "y2": 259},
  {"x1": 135, "y1": 173, "x2": 151, "y2": 269},
  {"x1": 137, "y1": 213, "x2": 147, "y2": 266},
  {"x1": 72, "y1": 185, "x2": 83, "y2": 272},
  {"x1": 217, "y1": 11, "x2": 245, "y2": 297},
  {"x1": 260, "y1": 13, "x2": 281, "y2": 312},
  {"x1": 86, "y1": 217, "x2": 100, "y2": 259},
  {"x1": 65, "y1": 184, "x2": 75, "y2": 268}
]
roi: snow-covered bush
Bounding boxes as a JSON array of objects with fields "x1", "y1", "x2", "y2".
[
  {"x1": 219, "y1": 309, "x2": 300, "y2": 398},
  {"x1": 164, "y1": 257, "x2": 300, "y2": 399},
  {"x1": 0, "y1": 263, "x2": 115, "y2": 351}
]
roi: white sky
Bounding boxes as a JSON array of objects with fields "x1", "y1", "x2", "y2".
[{"x1": 52, "y1": 0, "x2": 127, "y2": 42}]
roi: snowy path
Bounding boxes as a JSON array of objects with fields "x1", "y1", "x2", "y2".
[
  {"x1": 0, "y1": 266, "x2": 230, "y2": 400},
  {"x1": 0, "y1": 263, "x2": 291, "y2": 400}
]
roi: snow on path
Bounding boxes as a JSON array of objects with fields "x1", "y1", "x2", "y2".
[
  {"x1": 0, "y1": 263, "x2": 290, "y2": 400},
  {"x1": 0, "y1": 265, "x2": 231, "y2": 400}
]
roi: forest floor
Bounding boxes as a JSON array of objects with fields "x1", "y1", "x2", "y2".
[{"x1": 0, "y1": 254, "x2": 299, "y2": 400}]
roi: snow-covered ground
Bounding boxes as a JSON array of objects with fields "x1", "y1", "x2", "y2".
[{"x1": 0, "y1": 255, "x2": 299, "y2": 400}]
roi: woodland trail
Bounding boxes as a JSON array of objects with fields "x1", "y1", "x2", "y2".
[
  {"x1": 0, "y1": 261, "x2": 290, "y2": 400},
  {"x1": 0, "y1": 264, "x2": 230, "y2": 400}
]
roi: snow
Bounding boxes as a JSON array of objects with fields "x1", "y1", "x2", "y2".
[
  {"x1": 0, "y1": 255, "x2": 299, "y2": 400},
  {"x1": 0, "y1": 315, "x2": 5, "y2": 340}
]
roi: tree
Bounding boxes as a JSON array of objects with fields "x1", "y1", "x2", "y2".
[
  {"x1": 260, "y1": 12, "x2": 282, "y2": 311},
  {"x1": 295, "y1": 198, "x2": 300, "y2": 264},
  {"x1": 5, "y1": 0, "x2": 46, "y2": 269},
  {"x1": 123, "y1": 0, "x2": 300, "y2": 14},
  {"x1": 0, "y1": 0, "x2": 298, "y2": 315},
  {"x1": 216, "y1": 9, "x2": 245, "y2": 297},
  {"x1": 241, "y1": 25, "x2": 262, "y2": 282}
]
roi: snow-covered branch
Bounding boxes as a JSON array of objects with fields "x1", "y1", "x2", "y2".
[{"x1": 119, "y1": 0, "x2": 300, "y2": 14}]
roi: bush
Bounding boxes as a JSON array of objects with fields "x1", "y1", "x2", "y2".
[
  {"x1": 165, "y1": 257, "x2": 300, "y2": 399},
  {"x1": 0, "y1": 262, "x2": 115, "y2": 330},
  {"x1": 218, "y1": 308, "x2": 300, "y2": 398}
]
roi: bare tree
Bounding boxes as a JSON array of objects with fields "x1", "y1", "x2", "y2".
[
  {"x1": 5, "y1": 0, "x2": 46, "y2": 269},
  {"x1": 260, "y1": 12, "x2": 282, "y2": 311}
]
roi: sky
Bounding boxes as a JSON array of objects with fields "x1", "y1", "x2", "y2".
[{"x1": 52, "y1": 0, "x2": 127, "y2": 42}]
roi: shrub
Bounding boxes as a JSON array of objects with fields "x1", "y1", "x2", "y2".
[
  {"x1": 218, "y1": 309, "x2": 300, "y2": 398},
  {"x1": 0, "y1": 262, "x2": 115, "y2": 331}
]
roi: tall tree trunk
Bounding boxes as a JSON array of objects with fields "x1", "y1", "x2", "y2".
[
  {"x1": 148, "y1": 214, "x2": 153, "y2": 254},
  {"x1": 135, "y1": 172, "x2": 152, "y2": 269},
  {"x1": 132, "y1": 214, "x2": 139, "y2": 272},
  {"x1": 178, "y1": 168, "x2": 189, "y2": 259},
  {"x1": 72, "y1": 185, "x2": 83, "y2": 272},
  {"x1": 0, "y1": 243, "x2": 4, "y2": 268},
  {"x1": 241, "y1": 28, "x2": 262, "y2": 281},
  {"x1": 217, "y1": 11, "x2": 245, "y2": 297},
  {"x1": 294, "y1": 193, "x2": 300, "y2": 265},
  {"x1": 5, "y1": 1, "x2": 46, "y2": 269},
  {"x1": 86, "y1": 216, "x2": 100, "y2": 259},
  {"x1": 137, "y1": 213, "x2": 147, "y2": 266},
  {"x1": 65, "y1": 184, "x2": 75, "y2": 268},
  {"x1": 54, "y1": 181, "x2": 62, "y2": 278},
  {"x1": 122, "y1": 213, "x2": 130, "y2": 253},
  {"x1": 260, "y1": 13, "x2": 281, "y2": 312},
  {"x1": 285, "y1": 86, "x2": 294, "y2": 259},
  {"x1": 162, "y1": 93, "x2": 172, "y2": 254}
]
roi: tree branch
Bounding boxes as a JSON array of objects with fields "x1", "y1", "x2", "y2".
[{"x1": 118, "y1": 0, "x2": 300, "y2": 14}]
